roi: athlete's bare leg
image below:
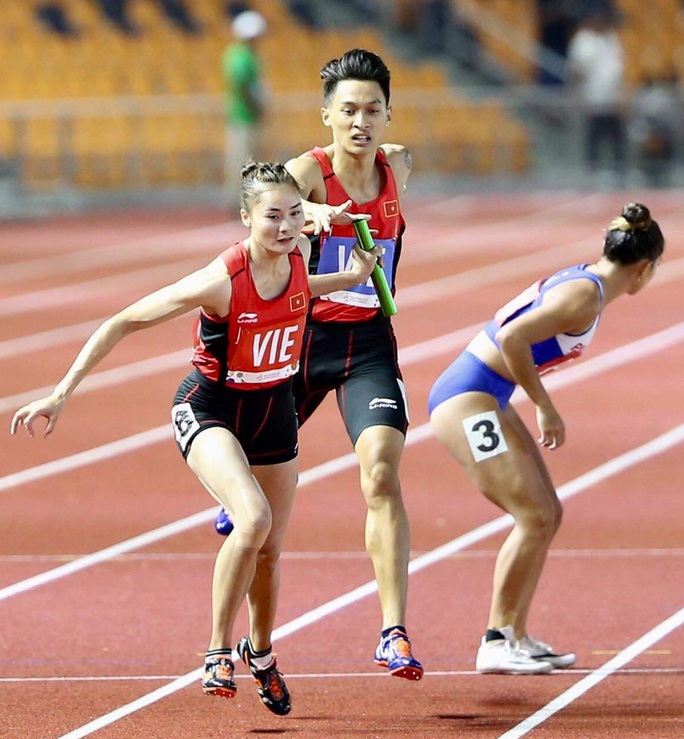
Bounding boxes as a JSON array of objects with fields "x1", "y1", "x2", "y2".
[
  {"x1": 430, "y1": 394, "x2": 562, "y2": 637},
  {"x1": 186, "y1": 427, "x2": 273, "y2": 650},
  {"x1": 245, "y1": 459, "x2": 299, "y2": 652},
  {"x1": 354, "y1": 425, "x2": 409, "y2": 628}
]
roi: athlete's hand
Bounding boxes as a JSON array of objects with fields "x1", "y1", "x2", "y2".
[
  {"x1": 348, "y1": 244, "x2": 382, "y2": 284},
  {"x1": 536, "y1": 403, "x2": 565, "y2": 450},
  {"x1": 303, "y1": 200, "x2": 370, "y2": 235},
  {"x1": 10, "y1": 394, "x2": 65, "y2": 438}
]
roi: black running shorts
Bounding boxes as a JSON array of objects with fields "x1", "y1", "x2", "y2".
[
  {"x1": 171, "y1": 370, "x2": 298, "y2": 465},
  {"x1": 293, "y1": 317, "x2": 409, "y2": 446}
]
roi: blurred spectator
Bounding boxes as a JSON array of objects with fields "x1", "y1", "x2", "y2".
[
  {"x1": 35, "y1": 1, "x2": 80, "y2": 37},
  {"x1": 225, "y1": 2, "x2": 251, "y2": 20},
  {"x1": 286, "y1": 0, "x2": 320, "y2": 29},
  {"x1": 95, "y1": 0, "x2": 140, "y2": 36},
  {"x1": 222, "y1": 10, "x2": 268, "y2": 203},
  {"x1": 157, "y1": 0, "x2": 202, "y2": 34},
  {"x1": 537, "y1": 0, "x2": 575, "y2": 84},
  {"x1": 631, "y1": 71, "x2": 681, "y2": 188},
  {"x1": 393, "y1": 0, "x2": 477, "y2": 62},
  {"x1": 566, "y1": 8, "x2": 626, "y2": 183}
]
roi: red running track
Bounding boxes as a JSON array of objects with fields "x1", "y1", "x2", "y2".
[{"x1": 1, "y1": 191, "x2": 683, "y2": 738}]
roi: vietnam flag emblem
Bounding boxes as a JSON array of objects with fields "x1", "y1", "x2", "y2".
[
  {"x1": 290, "y1": 292, "x2": 306, "y2": 311},
  {"x1": 383, "y1": 200, "x2": 399, "y2": 218}
]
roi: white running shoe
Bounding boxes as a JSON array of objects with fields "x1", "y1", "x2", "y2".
[
  {"x1": 519, "y1": 635, "x2": 577, "y2": 669},
  {"x1": 475, "y1": 636, "x2": 554, "y2": 675}
]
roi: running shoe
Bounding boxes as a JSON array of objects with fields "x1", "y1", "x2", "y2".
[
  {"x1": 215, "y1": 508, "x2": 234, "y2": 536},
  {"x1": 236, "y1": 637, "x2": 291, "y2": 716},
  {"x1": 475, "y1": 633, "x2": 553, "y2": 675},
  {"x1": 202, "y1": 656, "x2": 237, "y2": 698},
  {"x1": 519, "y1": 634, "x2": 577, "y2": 668},
  {"x1": 373, "y1": 628, "x2": 424, "y2": 680}
]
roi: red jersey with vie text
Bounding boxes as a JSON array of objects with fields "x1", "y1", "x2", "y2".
[
  {"x1": 307, "y1": 146, "x2": 405, "y2": 323},
  {"x1": 192, "y1": 242, "x2": 311, "y2": 389}
]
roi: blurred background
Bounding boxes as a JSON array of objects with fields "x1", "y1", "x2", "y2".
[{"x1": 1, "y1": 0, "x2": 683, "y2": 219}]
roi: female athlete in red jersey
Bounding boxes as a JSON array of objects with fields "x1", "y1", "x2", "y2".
[{"x1": 10, "y1": 162, "x2": 378, "y2": 715}]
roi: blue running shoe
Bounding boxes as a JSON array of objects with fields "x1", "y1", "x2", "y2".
[
  {"x1": 215, "y1": 508, "x2": 234, "y2": 536},
  {"x1": 374, "y1": 628, "x2": 424, "y2": 680}
]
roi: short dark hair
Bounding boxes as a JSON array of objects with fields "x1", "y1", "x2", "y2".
[
  {"x1": 320, "y1": 48, "x2": 391, "y2": 105},
  {"x1": 603, "y1": 202, "x2": 665, "y2": 265}
]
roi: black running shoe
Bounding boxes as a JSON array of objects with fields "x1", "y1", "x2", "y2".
[
  {"x1": 236, "y1": 637, "x2": 291, "y2": 715},
  {"x1": 201, "y1": 656, "x2": 237, "y2": 699}
]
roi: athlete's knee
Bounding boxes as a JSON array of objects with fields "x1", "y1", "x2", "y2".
[
  {"x1": 517, "y1": 501, "x2": 559, "y2": 542},
  {"x1": 234, "y1": 506, "x2": 272, "y2": 549},
  {"x1": 361, "y1": 459, "x2": 401, "y2": 506}
]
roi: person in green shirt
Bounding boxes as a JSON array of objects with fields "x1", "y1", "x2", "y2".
[{"x1": 223, "y1": 10, "x2": 267, "y2": 202}]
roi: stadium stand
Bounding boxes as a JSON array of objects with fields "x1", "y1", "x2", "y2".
[{"x1": 2, "y1": 0, "x2": 532, "y2": 190}]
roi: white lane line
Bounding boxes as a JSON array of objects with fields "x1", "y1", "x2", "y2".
[
  {"x1": 0, "y1": 349, "x2": 193, "y2": 414},
  {"x1": 2, "y1": 547, "x2": 682, "y2": 563},
  {"x1": 0, "y1": 442, "x2": 361, "y2": 601},
  {"x1": 0, "y1": 222, "x2": 238, "y2": 286},
  {"x1": 399, "y1": 236, "x2": 592, "y2": 307},
  {"x1": 3, "y1": 239, "x2": 682, "y2": 394},
  {"x1": 2, "y1": 419, "x2": 683, "y2": 606},
  {"x1": 53, "y1": 422, "x2": 684, "y2": 739},
  {"x1": 498, "y1": 607, "x2": 684, "y2": 739},
  {"x1": 0, "y1": 191, "x2": 598, "y2": 286},
  {"x1": 0, "y1": 323, "x2": 480, "y2": 415},
  {"x1": 0, "y1": 427, "x2": 172, "y2": 495},
  {"x1": 407, "y1": 423, "x2": 684, "y2": 577},
  {"x1": 1, "y1": 666, "x2": 681, "y2": 685},
  {"x1": 4, "y1": 203, "x2": 564, "y2": 316},
  {"x1": 0, "y1": 256, "x2": 211, "y2": 317},
  {"x1": 3, "y1": 320, "x2": 684, "y2": 490},
  {"x1": 0, "y1": 320, "x2": 103, "y2": 360}
]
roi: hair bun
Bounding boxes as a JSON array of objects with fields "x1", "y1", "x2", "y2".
[{"x1": 621, "y1": 202, "x2": 652, "y2": 232}]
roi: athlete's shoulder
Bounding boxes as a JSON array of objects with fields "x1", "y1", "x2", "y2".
[
  {"x1": 295, "y1": 234, "x2": 312, "y2": 264},
  {"x1": 285, "y1": 149, "x2": 327, "y2": 197},
  {"x1": 380, "y1": 143, "x2": 412, "y2": 191}
]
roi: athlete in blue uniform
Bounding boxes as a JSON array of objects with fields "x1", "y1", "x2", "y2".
[{"x1": 429, "y1": 202, "x2": 664, "y2": 675}]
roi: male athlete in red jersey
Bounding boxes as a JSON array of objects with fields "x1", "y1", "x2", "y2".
[
  {"x1": 216, "y1": 50, "x2": 422, "y2": 681},
  {"x1": 285, "y1": 49, "x2": 422, "y2": 680}
]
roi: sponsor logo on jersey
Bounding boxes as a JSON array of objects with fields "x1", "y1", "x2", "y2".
[
  {"x1": 237, "y1": 312, "x2": 259, "y2": 324},
  {"x1": 369, "y1": 397, "x2": 398, "y2": 411}
]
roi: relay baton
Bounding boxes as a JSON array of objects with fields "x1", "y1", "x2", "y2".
[{"x1": 352, "y1": 218, "x2": 398, "y2": 317}]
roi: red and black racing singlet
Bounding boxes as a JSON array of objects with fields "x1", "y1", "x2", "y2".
[
  {"x1": 192, "y1": 241, "x2": 311, "y2": 389},
  {"x1": 307, "y1": 146, "x2": 405, "y2": 323}
]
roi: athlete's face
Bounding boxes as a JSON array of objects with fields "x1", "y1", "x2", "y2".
[
  {"x1": 242, "y1": 185, "x2": 305, "y2": 255},
  {"x1": 321, "y1": 80, "x2": 391, "y2": 153}
]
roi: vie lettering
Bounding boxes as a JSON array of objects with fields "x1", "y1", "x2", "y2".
[{"x1": 252, "y1": 326, "x2": 298, "y2": 366}]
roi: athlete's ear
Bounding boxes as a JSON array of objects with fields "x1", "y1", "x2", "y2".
[
  {"x1": 240, "y1": 209, "x2": 251, "y2": 228},
  {"x1": 321, "y1": 106, "x2": 331, "y2": 127}
]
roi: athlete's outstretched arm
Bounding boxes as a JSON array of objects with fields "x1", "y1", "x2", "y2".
[
  {"x1": 10, "y1": 259, "x2": 231, "y2": 437},
  {"x1": 285, "y1": 154, "x2": 369, "y2": 234}
]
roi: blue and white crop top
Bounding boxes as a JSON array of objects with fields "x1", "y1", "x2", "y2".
[{"x1": 483, "y1": 264, "x2": 605, "y2": 375}]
